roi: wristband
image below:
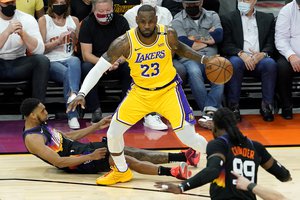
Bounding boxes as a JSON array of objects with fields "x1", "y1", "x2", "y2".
[
  {"x1": 178, "y1": 184, "x2": 184, "y2": 193},
  {"x1": 77, "y1": 92, "x2": 86, "y2": 98},
  {"x1": 247, "y1": 182, "x2": 257, "y2": 193}
]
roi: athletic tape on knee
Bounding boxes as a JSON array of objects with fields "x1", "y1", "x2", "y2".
[
  {"x1": 175, "y1": 121, "x2": 207, "y2": 153},
  {"x1": 79, "y1": 57, "x2": 112, "y2": 95}
]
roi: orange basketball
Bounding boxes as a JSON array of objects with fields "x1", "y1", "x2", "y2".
[{"x1": 205, "y1": 57, "x2": 233, "y2": 84}]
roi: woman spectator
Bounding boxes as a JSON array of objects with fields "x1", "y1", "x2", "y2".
[{"x1": 38, "y1": 0, "x2": 81, "y2": 129}]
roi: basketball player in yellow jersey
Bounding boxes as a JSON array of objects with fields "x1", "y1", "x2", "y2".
[{"x1": 67, "y1": 4, "x2": 214, "y2": 185}]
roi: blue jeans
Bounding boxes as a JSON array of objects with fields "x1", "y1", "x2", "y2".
[
  {"x1": 49, "y1": 56, "x2": 81, "y2": 119},
  {"x1": 227, "y1": 56, "x2": 277, "y2": 105},
  {"x1": 176, "y1": 59, "x2": 224, "y2": 111}
]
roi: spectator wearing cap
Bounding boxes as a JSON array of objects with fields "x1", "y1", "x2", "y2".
[
  {"x1": 0, "y1": 0, "x2": 49, "y2": 102},
  {"x1": 171, "y1": 0, "x2": 224, "y2": 129}
]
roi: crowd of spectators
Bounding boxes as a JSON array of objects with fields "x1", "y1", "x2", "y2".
[{"x1": 1, "y1": 0, "x2": 299, "y2": 129}]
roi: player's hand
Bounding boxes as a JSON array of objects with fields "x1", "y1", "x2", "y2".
[
  {"x1": 96, "y1": 116, "x2": 112, "y2": 130},
  {"x1": 66, "y1": 95, "x2": 86, "y2": 113},
  {"x1": 231, "y1": 171, "x2": 251, "y2": 191},
  {"x1": 203, "y1": 54, "x2": 220, "y2": 65},
  {"x1": 289, "y1": 54, "x2": 300, "y2": 72},
  {"x1": 89, "y1": 148, "x2": 107, "y2": 160},
  {"x1": 154, "y1": 182, "x2": 182, "y2": 194}
]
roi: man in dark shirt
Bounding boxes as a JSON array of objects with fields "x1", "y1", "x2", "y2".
[
  {"x1": 79, "y1": 0, "x2": 132, "y2": 123},
  {"x1": 155, "y1": 107, "x2": 292, "y2": 200}
]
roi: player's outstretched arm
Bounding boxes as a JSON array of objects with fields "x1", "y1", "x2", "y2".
[
  {"x1": 66, "y1": 34, "x2": 130, "y2": 113},
  {"x1": 24, "y1": 134, "x2": 107, "y2": 168},
  {"x1": 231, "y1": 171, "x2": 289, "y2": 200},
  {"x1": 64, "y1": 116, "x2": 112, "y2": 141},
  {"x1": 167, "y1": 27, "x2": 210, "y2": 65}
]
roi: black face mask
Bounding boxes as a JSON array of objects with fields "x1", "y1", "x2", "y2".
[
  {"x1": 52, "y1": 4, "x2": 68, "y2": 16},
  {"x1": 185, "y1": 6, "x2": 200, "y2": 17},
  {"x1": 1, "y1": 4, "x2": 16, "y2": 17}
]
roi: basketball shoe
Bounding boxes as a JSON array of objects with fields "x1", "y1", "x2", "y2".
[
  {"x1": 182, "y1": 148, "x2": 200, "y2": 167},
  {"x1": 171, "y1": 162, "x2": 192, "y2": 180},
  {"x1": 96, "y1": 166, "x2": 133, "y2": 185}
]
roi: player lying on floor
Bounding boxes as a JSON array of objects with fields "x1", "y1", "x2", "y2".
[{"x1": 20, "y1": 98, "x2": 200, "y2": 183}]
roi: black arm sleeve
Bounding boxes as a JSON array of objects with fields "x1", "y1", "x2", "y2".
[
  {"x1": 180, "y1": 155, "x2": 224, "y2": 192},
  {"x1": 266, "y1": 160, "x2": 291, "y2": 182},
  {"x1": 253, "y1": 141, "x2": 291, "y2": 182}
]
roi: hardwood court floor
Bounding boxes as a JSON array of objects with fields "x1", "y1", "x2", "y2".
[{"x1": 0, "y1": 147, "x2": 299, "y2": 200}]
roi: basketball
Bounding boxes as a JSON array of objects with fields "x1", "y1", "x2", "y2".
[{"x1": 205, "y1": 57, "x2": 233, "y2": 85}]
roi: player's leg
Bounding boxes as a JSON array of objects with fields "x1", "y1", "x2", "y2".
[
  {"x1": 104, "y1": 155, "x2": 191, "y2": 180},
  {"x1": 159, "y1": 81, "x2": 208, "y2": 154},
  {"x1": 124, "y1": 146, "x2": 199, "y2": 166},
  {"x1": 97, "y1": 88, "x2": 151, "y2": 185}
]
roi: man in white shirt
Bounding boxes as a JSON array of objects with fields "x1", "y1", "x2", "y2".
[
  {"x1": 124, "y1": 0, "x2": 173, "y2": 28},
  {"x1": 0, "y1": 0, "x2": 49, "y2": 102},
  {"x1": 124, "y1": 0, "x2": 173, "y2": 130},
  {"x1": 275, "y1": 0, "x2": 300, "y2": 120}
]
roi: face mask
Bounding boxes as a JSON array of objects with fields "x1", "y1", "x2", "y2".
[
  {"x1": 95, "y1": 12, "x2": 113, "y2": 25},
  {"x1": 185, "y1": 6, "x2": 200, "y2": 17},
  {"x1": 142, "y1": 0, "x2": 157, "y2": 8},
  {"x1": 238, "y1": 1, "x2": 251, "y2": 15},
  {"x1": 52, "y1": 4, "x2": 68, "y2": 16},
  {"x1": 0, "y1": 4, "x2": 16, "y2": 17}
]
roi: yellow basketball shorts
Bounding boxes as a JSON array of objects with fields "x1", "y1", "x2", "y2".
[{"x1": 114, "y1": 75, "x2": 196, "y2": 130}]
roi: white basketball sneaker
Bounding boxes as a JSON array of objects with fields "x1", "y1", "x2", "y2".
[{"x1": 143, "y1": 114, "x2": 168, "y2": 131}]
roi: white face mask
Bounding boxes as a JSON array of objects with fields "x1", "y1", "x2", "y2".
[
  {"x1": 142, "y1": 0, "x2": 157, "y2": 8},
  {"x1": 238, "y1": 1, "x2": 251, "y2": 14}
]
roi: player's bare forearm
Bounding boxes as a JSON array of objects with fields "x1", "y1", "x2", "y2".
[
  {"x1": 175, "y1": 42, "x2": 204, "y2": 63},
  {"x1": 64, "y1": 124, "x2": 99, "y2": 141},
  {"x1": 167, "y1": 27, "x2": 206, "y2": 64}
]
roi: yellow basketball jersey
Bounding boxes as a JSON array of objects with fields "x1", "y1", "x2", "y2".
[{"x1": 126, "y1": 25, "x2": 176, "y2": 89}]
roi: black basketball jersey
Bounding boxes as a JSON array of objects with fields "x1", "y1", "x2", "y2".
[
  {"x1": 23, "y1": 123, "x2": 110, "y2": 173},
  {"x1": 207, "y1": 134, "x2": 269, "y2": 200}
]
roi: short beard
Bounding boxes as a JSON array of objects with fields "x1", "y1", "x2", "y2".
[{"x1": 138, "y1": 27, "x2": 156, "y2": 38}]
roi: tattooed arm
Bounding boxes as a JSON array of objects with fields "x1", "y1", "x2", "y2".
[
  {"x1": 167, "y1": 27, "x2": 210, "y2": 65},
  {"x1": 67, "y1": 34, "x2": 131, "y2": 112}
]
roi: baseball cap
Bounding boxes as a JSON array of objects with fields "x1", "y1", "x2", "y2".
[{"x1": 0, "y1": 0, "x2": 15, "y2": 3}]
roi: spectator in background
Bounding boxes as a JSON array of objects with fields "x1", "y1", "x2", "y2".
[
  {"x1": 38, "y1": 0, "x2": 81, "y2": 129},
  {"x1": 16, "y1": 0, "x2": 45, "y2": 19},
  {"x1": 275, "y1": 0, "x2": 300, "y2": 120},
  {"x1": 0, "y1": 0, "x2": 49, "y2": 102},
  {"x1": 162, "y1": 0, "x2": 220, "y2": 17},
  {"x1": 123, "y1": 0, "x2": 172, "y2": 131},
  {"x1": 171, "y1": 0, "x2": 224, "y2": 129},
  {"x1": 70, "y1": 0, "x2": 92, "y2": 22},
  {"x1": 113, "y1": 0, "x2": 140, "y2": 15},
  {"x1": 79, "y1": 0, "x2": 131, "y2": 123},
  {"x1": 124, "y1": 0, "x2": 172, "y2": 28},
  {"x1": 221, "y1": 0, "x2": 277, "y2": 122}
]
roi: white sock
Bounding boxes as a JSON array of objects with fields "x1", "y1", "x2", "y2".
[{"x1": 111, "y1": 152, "x2": 128, "y2": 172}]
